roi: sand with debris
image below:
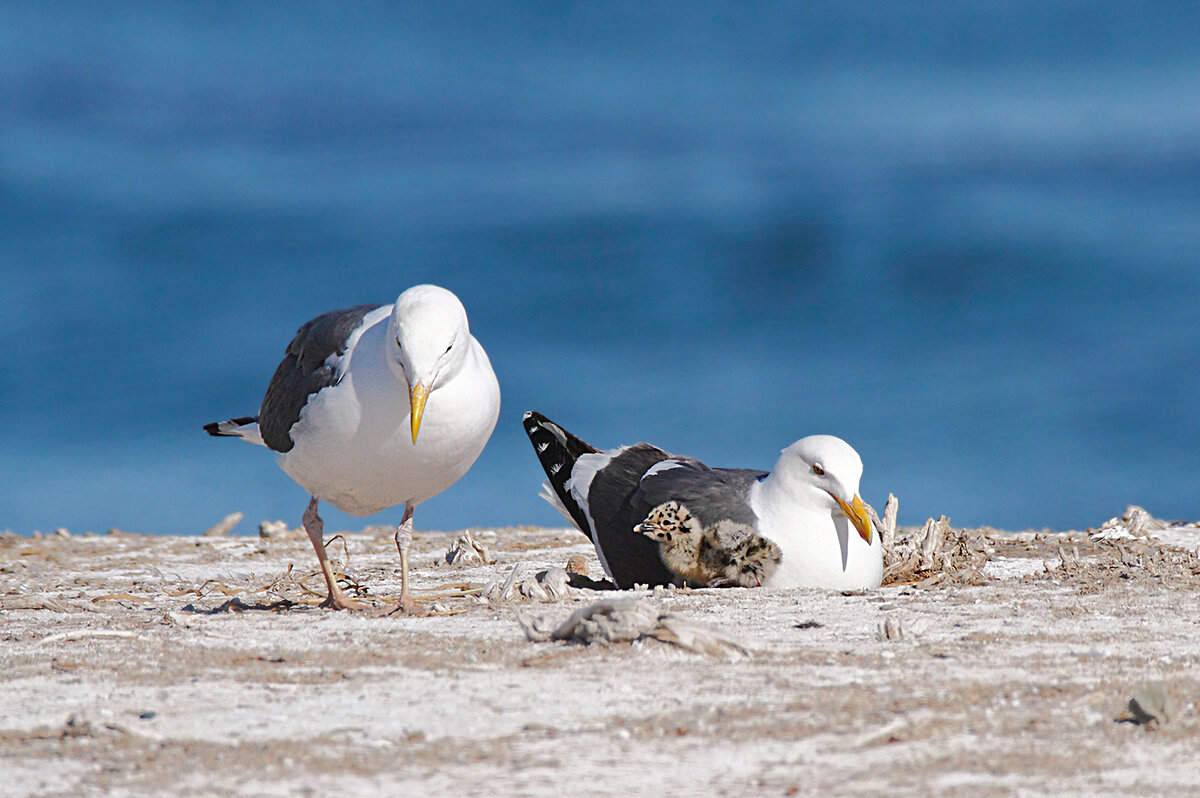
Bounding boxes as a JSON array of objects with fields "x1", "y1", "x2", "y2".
[{"x1": 3, "y1": 510, "x2": 1200, "y2": 797}]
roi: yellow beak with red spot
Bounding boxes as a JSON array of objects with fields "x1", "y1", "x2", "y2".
[
  {"x1": 834, "y1": 494, "x2": 873, "y2": 544},
  {"x1": 409, "y1": 382, "x2": 429, "y2": 443}
]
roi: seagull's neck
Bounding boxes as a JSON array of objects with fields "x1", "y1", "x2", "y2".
[
  {"x1": 749, "y1": 471, "x2": 883, "y2": 590},
  {"x1": 750, "y1": 472, "x2": 830, "y2": 532}
]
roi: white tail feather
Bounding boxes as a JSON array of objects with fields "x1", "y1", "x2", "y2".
[
  {"x1": 213, "y1": 419, "x2": 266, "y2": 447},
  {"x1": 538, "y1": 481, "x2": 574, "y2": 523},
  {"x1": 562, "y1": 450, "x2": 621, "y2": 581}
]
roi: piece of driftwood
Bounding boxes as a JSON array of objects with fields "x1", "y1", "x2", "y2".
[
  {"x1": 517, "y1": 598, "x2": 750, "y2": 657},
  {"x1": 258, "y1": 520, "x2": 292, "y2": 540},
  {"x1": 202, "y1": 512, "x2": 244, "y2": 537},
  {"x1": 866, "y1": 494, "x2": 899, "y2": 554},
  {"x1": 882, "y1": 515, "x2": 991, "y2": 587},
  {"x1": 0, "y1": 596, "x2": 88, "y2": 613},
  {"x1": 1091, "y1": 505, "x2": 1197, "y2": 541},
  {"x1": 1042, "y1": 538, "x2": 1200, "y2": 588},
  {"x1": 481, "y1": 565, "x2": 574, "y2": 602},
  {"x1": 38, "y1": 629, "x2": 137, "y2": 645},
  {"x1": 443, "y1": 530, "x2": 493, "y2": 568}
]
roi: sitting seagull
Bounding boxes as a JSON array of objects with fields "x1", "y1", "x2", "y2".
[
  {"x1": 523, "y1": 411, "x2": 881, "y2": 591},
  {"x1": 205, "y1": 285, "x2": 500, "y2": 611},
  {"x1": 634, "y1": 501, "x2": 782, "y2": 588}
]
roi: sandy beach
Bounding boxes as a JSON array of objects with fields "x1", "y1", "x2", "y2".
[{"x1": 3, "y1": 513, "x2": 1200, "y2": 797}]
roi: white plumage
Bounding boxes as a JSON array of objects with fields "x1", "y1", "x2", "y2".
[
  {"x1": 748, "y1": 435, "x2": 882, "y2": 590},
  {"x1": 207, "y1": 284, "x2": 499, "y2": 610},
  {"x1": 280, "y1": 294, "x2": 499, "y2": 516},
  {"x1": 525, "y1": 412, "x2": 881, "y2": 591}
]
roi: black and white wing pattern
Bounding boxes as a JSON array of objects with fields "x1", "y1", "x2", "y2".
[
  {"x1": 522, "y1": 411, "x2": 600, "y2": 539},
  {"x1": 258, "y1": 303, "x2": 386, "y2": 452},
  {"x1": 524, "y1": 411, "x2": 769, "y2": 589},
  {"x1": 580, "y1": 443, "x2": 684, "y2": 588}
]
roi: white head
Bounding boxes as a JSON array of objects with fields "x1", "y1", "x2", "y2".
[
  {"x1": 386, "y1": 284, "x2": 472, "y2": 442},
  {"x1": 770, "y1": 434, "x2": 872, "y2": 543}
]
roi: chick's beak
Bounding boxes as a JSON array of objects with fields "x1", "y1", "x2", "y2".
[
  {"x1": 834, "y1": 494, "x2": 873, "y2": 544},
  {"x1": 409, "y1": 382, "x2": 429, "y2": 443}
]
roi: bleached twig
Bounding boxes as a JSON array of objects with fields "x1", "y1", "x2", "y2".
[{"x1": 38, "y1": 630, "x2": 137, "y2": 646}]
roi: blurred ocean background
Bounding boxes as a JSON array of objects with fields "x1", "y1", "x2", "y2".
[{"x1": 2, "y1": 2, "x2": 1197, "y2": 537}]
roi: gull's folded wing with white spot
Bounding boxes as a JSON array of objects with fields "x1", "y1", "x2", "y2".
[
  {"x1": 631, "y1": 461, "x2": 767, "y2": 530},
  {"x1": 581, "y1": 443, "x2": 684, "y2": 588},
  {"x1": 258, "y1": 304, "x2": 386, "y2": 452}
]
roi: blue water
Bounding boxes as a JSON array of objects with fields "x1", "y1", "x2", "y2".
[{"x1": 2, "y1": 2, "x2": 1198, "y2": 536}]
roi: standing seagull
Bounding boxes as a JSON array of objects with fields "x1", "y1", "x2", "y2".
[
  {"x1": 205, "y1": 285, "x2": 500, "y2": 611},
  {"x1": 523, "y1": 412, "x2": 881, "y2": 591}
]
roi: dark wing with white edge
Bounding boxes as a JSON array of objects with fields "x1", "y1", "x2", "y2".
[
  {"x1": 259, "y1": 304, "x2": 385, "y2": 453},
  {"x1": 631, "y1": 461, "x2": 766, "y2": 530},
  {"x1": 583, "y1": 444, "x2": 684, "y2": 589}
]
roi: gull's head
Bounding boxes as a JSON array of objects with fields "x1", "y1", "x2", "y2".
[
  {"x1": 773, "y1": 435, "x2": 873, "y2": 544},
  {"x1": 386, "y1": 284, "x2": 471, "y2": 443}
]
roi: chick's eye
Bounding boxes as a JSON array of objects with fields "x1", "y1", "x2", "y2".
[{"x1": 812, "y1": 464, "x2": 825, "y2": 477}]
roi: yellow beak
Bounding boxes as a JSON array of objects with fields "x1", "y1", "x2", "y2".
[
  {"x1": 409, "y1": 382, "x2": 429, "y2": 443},
  {"x1": 834, "y1": 494, "x2": 873, "y2": 544}
]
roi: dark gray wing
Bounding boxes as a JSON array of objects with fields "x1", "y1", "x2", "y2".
[
  {"x1": 585, "y1": 443, "x2": 681, "y2": 589},
  {"x1": 258, "y1": 303, "x2": 386, "y2": 452},
  {"x1": 629, "y1": 463, "x2": 767, "y2": 587},
  {"x1": 584, "y1": 447, "x2": 767, "y2": 589},
  {"x1": 631, "y1": 462, "x2": 765, "y2": 530}
]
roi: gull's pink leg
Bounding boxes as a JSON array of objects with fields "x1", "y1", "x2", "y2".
[
  {"x1": 302, "y1": 497, "x2": 367, "y2": 610},
  {"x1": 393, "y1": 502, "x2": 421, "y2": 614}
]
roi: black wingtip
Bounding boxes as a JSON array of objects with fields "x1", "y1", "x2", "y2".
[
  {"x1": 522, "y1": 411, "x2": 599, "y2": 459},
  {"x1": 566, "y1": 573, "x2": 618, "y2": 590},
  {"x1": 204, "y1": 416, "x2": 256, "y2": 437},
  {"x1": 522, "y1": 411, "x2": 598, "y2": 537}
]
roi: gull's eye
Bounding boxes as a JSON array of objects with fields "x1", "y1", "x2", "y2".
[
  {"x1": 812, "y1": 464, "x2": 825, "y2": 477},
  {"x1": 444, "y1": 343, "x2": 453, "y2": 354}
]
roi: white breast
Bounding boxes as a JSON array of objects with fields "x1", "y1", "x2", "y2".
[
  {"x1": 278, "y1": 319, "x2": 500, "y2": 516},
  {"x1": 749, "y1": 480, "x2": 883, "y2": 590}
]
